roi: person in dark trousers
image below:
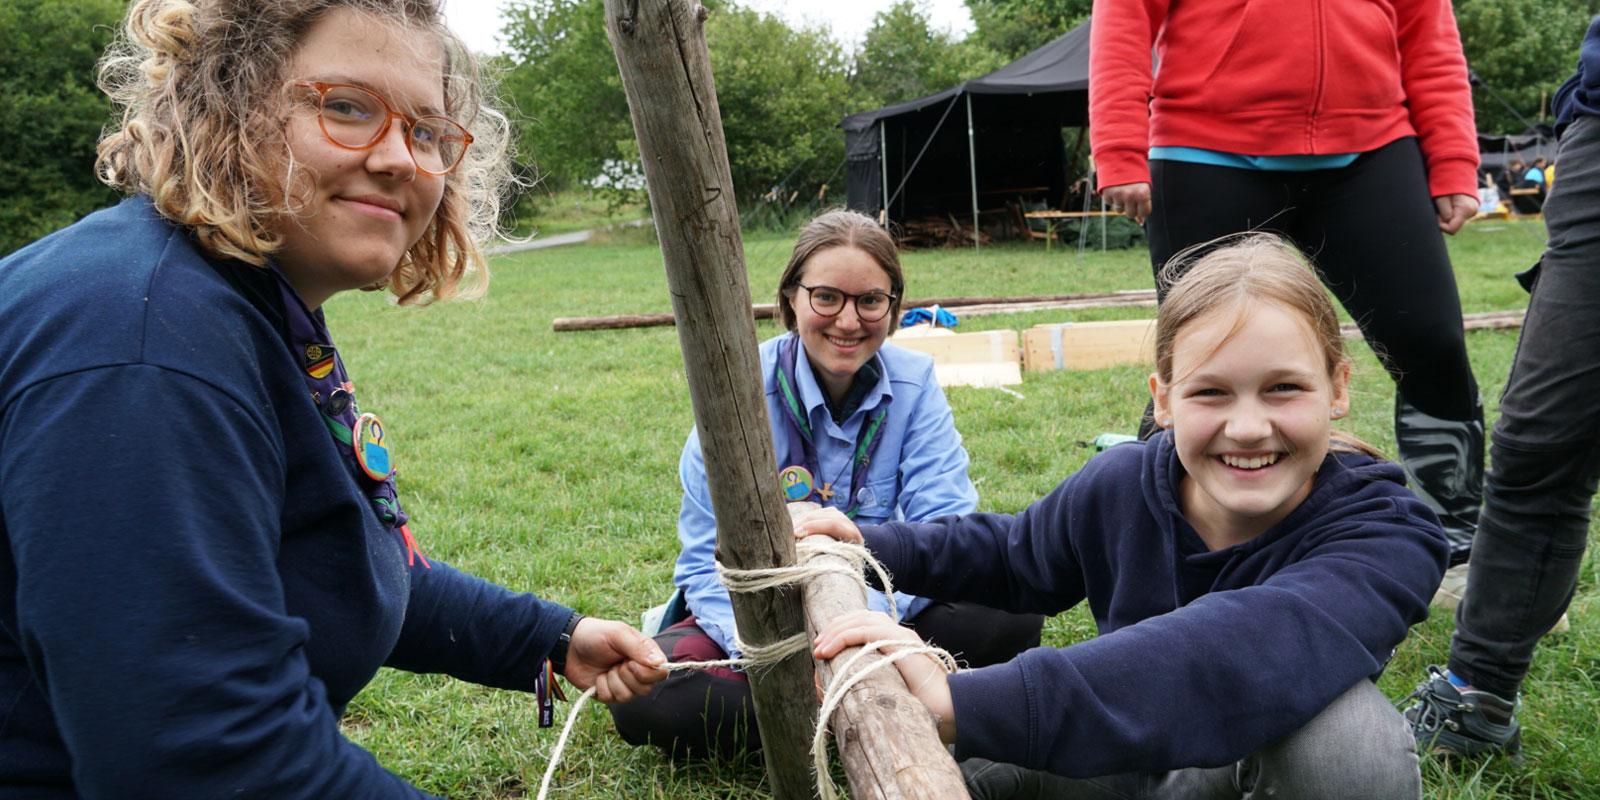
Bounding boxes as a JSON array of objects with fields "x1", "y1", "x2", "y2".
[
  {"x1": 1090, "y1": 0, "x2": 1486, "y2": 566},
  {"x1": 1406, "y1": 16, "x2": 1600, "y2": 758},
  {"x1": 0, "y1": 2, "x2": 665, "y2": 796},
  {"x1": 801, "y1": 236, "x2": 1448, "y2": 799}
]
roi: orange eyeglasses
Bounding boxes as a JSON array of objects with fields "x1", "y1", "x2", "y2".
[{"x1": 290, "y1": 80, "x2": 473, "y2": 176}]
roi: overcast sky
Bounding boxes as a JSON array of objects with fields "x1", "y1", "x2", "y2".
[{"x1": 441, "y1": 0, "x2": 976, "y2": 54}]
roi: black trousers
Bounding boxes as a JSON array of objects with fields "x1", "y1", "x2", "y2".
[
  {"x1": 1449, "y1": 116, "x2": 1600, "y2": 700},
  {"x1": 1145, "y1": 137, "x2": 1479, "y2": 421},
  {"x1": 608, "y1": 601, "x2": 1045, "y2": 761}
]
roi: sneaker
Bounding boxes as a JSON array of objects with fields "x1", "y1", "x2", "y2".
[{"x1": 1404, "y1": 666, "x2": 1521, "y2": 756}]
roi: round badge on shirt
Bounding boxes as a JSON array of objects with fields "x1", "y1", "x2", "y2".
[
  {"x1": 353, "y1": 412, "x2": 393, "y2": 481},
  {"x1": 779, "y1": 465, "x2": 814, "y2": 502}
]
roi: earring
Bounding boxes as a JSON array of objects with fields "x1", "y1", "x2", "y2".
[
  {"x1": 1158, "y1": 418, "x2": 1172, "y2": 427},
  {"x1": 1331, "y1": 408, "x2": 1345, "y2": 419}
]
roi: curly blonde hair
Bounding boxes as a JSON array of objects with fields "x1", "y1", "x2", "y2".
[{"x1": 96, "y1": 0, "x2": 512, "y2": 304}]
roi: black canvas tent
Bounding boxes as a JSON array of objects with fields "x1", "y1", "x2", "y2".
[
  {"x1": 1478, "y1": 126, "x2": 1556, "y2": 172},
  {"x1": 841, "y1": 20, "x2": 1092, "y2": 242}
]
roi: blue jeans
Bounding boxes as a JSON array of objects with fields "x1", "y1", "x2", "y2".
[
  {"x1": 960, "y1": 680, "x2": 1420, "y2": 799},
  {"x1": 1448, "y1": 114, "x2": 1600, "y2": 700}
]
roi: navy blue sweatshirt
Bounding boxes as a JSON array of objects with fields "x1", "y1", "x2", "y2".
[
  {"x1": 862, "y1": 434, "x2": 1448, "y2": 778},
  {"x1": 1554, "y1": 16, "x2": 1600, "y2": 135},
  {"x1": 0, "y1": 198, "x2": 572, "y2": 798}
]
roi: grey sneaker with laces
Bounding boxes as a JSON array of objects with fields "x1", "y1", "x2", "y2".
[{"x1": 1404, "y1": 666, "x2": 1521, "y2": 756}]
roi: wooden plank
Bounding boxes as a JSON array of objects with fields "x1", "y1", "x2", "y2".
[
  {"x1": 934, "y1": 361, "x2": 1023, "y2": 388},
  {"x1": 891, "y1": 328, "x2": 1019, "y2": 365},
  {"x1": 1024, "y1": 210, "x2": 1119, "y2": 219},
  {"x1": 1022, "y1": 319, "x2": 1157, "y2": 371},
  {"x1": 602, "y1": 3, "x2": 815, "y2": 795},
  {"x1": 1013, "y1": 309, "x2": 1527, "y2": 374}
]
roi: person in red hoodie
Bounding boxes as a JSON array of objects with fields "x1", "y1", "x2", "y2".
[{"x1": 1089, "y1": 0, "x2": 1484, "y2": 567}]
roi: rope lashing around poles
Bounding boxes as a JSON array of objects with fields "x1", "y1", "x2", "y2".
[
  {"x1": 716, "y1": 537, "x2": 902, "y2": 622},
  {"x1": 535, "y1": 538, "x2": 959, "y2": 800}
]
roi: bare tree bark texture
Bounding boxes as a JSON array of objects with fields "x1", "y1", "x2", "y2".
[
  {"x1": 602, "y1": 1, "x2": 816, "y2": 795},
  {"x1": 799, "y1": 530, "x2": 972, "y2": 800},
  {"x1": 603, "y1": 3, "x2": 975, "y2": 795}
]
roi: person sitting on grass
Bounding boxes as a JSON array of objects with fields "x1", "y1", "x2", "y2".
[
  {"x1": 609, "y1": 209, "x2": 1045, "y2": 760},
  {"x1": 800, "y1": 234, "x2": 1449, "y2": 800},
  {"x1": 0, "y1": 1, "x2": 664, "y2": 796}
]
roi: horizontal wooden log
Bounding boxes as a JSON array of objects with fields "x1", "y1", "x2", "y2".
[
  {"x1": 1342, "y1": 309, "x2": 1526, "y2": 338},
  {"x1": 552, "y1": 290, "x2": 1159, "y2": 332}
]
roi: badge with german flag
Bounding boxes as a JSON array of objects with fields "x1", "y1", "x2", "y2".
[{"x1": 304, "y1": 343, "x2": 337, "y2": 379}]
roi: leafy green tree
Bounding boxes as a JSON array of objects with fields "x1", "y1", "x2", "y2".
[
  {"x1": 0, "y1": 0, "x2": 123, "y2": 256},
  {"x1": 706, "y1": 6, "x2": 854, "y2": 203},
  {"x1": 965, "y1": 0, "x2": 1089, "y2": 61},
  {"x1": 853, "y1": 1, "x2": 1004, "y2": 107},
  {"x1": 1456, "y1": 0, "x2": 1592, "y2": 134},
  {"x1": 500, "y1": 0, "x2": 852, "y2": 207},
  {"x1": 498, "y1": 0, "x2": 634, "y2": 195}
]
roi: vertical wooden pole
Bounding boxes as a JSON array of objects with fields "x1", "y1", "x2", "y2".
[
  {"x1": 966, "y1": 93, "x2": 980, "y2": 251},
  {"x1": 602, "y1": 2, "x2": 816, "y2": 796},
  {"x1": 879, "y1": 119, "x2": 890, "y2": 225}
]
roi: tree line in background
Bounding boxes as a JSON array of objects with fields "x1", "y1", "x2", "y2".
[
  {"x1": 499, "y1": 0, "x2": 1093, "y2": 219},
  {"x1": 3, "y1": 0, "x2": 1595, "y2": 255}
]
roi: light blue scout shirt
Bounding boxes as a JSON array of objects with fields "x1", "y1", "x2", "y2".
[{"x1": 673, "y1": 332, "x2": 979, "y2": 657}]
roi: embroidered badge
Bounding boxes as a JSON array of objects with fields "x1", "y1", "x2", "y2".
[
  {"x1": 304, "y1": 343, "x2": 337, "y2": 379},
  {"x1": 353, "y1": 412, "x2": 393, "y2": 481}
]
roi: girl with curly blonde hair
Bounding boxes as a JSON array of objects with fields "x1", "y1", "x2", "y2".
[{"x1": 0, "y1": 1, "x2": 665, "y2": 794}]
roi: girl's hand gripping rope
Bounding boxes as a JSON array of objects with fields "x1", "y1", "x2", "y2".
[
  {"x1": 813, "y1": 610, "x2": 958, "y2": 744},
  {"x1": 561, "y1": 618, "x2": 668, "y2": 703}
]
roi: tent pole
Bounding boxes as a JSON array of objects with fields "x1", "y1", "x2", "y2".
[
  {"x1": 879, "y1": 120, "x2": 889, "y2": 227},
  {"x1": 966, "y1": 93, "x2": 979, "y2": 251}
]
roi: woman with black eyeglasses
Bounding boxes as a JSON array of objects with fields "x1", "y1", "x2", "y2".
[
  {"x1": 0, "y1": 2, "x2": 666, "y2": 795},
  {"x1": 609, "y1": 209, "x2": 1045, "y2": 760}
]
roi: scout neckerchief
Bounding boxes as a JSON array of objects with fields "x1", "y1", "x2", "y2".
[
  {"x1": 774, "y1": 335, "x2": 889, "y2": 518},
  {"x1": 272, "y1": 271, "x2": 566, "y2": 726},
  {"x1": 271, "y1": 270, "x2": 430, "y2": 569}
]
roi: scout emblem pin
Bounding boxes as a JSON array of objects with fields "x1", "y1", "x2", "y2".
[
  {"x1": 303, "y1": 343, "x2": 337, "y2": 379},
  {"x1": 779, "y1": 465, "x2": 814, "y2": 502},
  {"x1": 353, "y1": 412, "x2": 393, "y2": 481}
]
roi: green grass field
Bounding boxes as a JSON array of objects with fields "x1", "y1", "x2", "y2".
[{"x1": 330, "y1": 217, "x2": 1596, "y2": 798}]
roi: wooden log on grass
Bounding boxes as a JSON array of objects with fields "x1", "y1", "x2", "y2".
[
  {"x1": 604, "y1": 3, "x2": 967, "y2": 797},
  {"x1": 551, "y1": 289, "x2": 1160, "y2": 332},
  {"x1": 602, "y1": 1, "x2": 814, "y2": 795}
]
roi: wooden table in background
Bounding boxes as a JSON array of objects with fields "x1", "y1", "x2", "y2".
[{"x1": 1023, "y1": 210, "x2": 1120, "y2": 249}]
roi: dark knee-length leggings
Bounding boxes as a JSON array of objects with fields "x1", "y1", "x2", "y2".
[{"x1": 1145, "y1": 136, "x2": 1479, "y2": 421}]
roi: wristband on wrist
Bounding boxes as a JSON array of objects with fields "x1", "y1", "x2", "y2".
[{"x1": 550, "y1": 611, "x2": 584, "y2": 675}]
